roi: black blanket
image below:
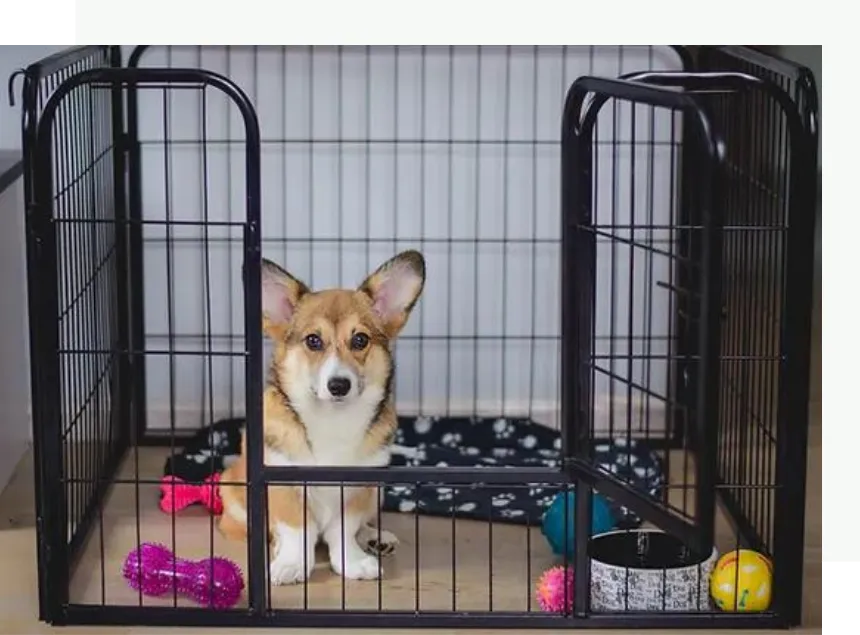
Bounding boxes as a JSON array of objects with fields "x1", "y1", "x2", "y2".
[{"x1": 163, "y1": 416, "x2": 664, "y2": 529}]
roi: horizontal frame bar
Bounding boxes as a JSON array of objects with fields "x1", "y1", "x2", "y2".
[
  {"x1": 261, "y1": 465, "x2": 567, "y2": 484},
  {"x1": 60, "y1": 604, "x2": 786, "y2": 630}
]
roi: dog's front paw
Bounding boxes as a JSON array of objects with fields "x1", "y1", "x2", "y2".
[
  {"x1": 333, "y1": 553, "x2": 383, "y2": 580},
  {"x1": 269, "y1": 553, "x2": 312, "y2": 586},
  {"x1": 357, "y1": 525, "x2": 399, "y2": 557},
  {"x1": 269, "y1": 560, "x2": 307, "y2": 586},
  {"x1": 364, "y1": 536, "x2": 397, "y2": 558},
  {"x1": 269, "y1": 521, "x2": 317, "y2": 586}
]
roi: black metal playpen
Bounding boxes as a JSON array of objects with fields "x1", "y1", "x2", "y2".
[{"x1": 12, "y1": 45, "x2": 818, "y2": 628}]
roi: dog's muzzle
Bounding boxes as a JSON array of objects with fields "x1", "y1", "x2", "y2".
[{"x1": 317, "y1": 354, "x2": 360, "y2": 401}]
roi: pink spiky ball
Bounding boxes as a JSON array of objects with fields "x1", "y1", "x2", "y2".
[{"x1": 535, "y1": 565, "x2": 574, "y2": 612}]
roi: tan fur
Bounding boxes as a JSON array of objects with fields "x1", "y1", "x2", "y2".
[
  {"x1": 218, "y1": 250, "x2": 425, "y2": 583},
  {"x1": 218, "y1": 389, "x2": 387, "y2": 538}
]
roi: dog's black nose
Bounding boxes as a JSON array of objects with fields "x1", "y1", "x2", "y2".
[{"x1": 327, "y1": 376, "x2": 351, "y2": 397}]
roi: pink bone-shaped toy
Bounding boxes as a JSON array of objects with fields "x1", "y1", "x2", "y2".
[
  {"x1": 159, "y1": 473, "x2": 223, "y2": 515},
  {"x1": 122, "y1": 542, "x2": 244, "y2": 609}
]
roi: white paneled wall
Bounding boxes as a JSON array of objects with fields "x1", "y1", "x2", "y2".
[
  {"x1": 0, "y1": 46, "x2": 67, "y2": 149},
  {"x1": 0, "y1": 176, "x2": 31, "y2": 491},
  {"x1": 127, "y1": 46, "x2": 685, "y2": 435}
]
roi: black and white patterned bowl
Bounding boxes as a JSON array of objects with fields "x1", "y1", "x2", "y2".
[{"x1": 589, "y1": 529, "x2": 717, "y2": 612}]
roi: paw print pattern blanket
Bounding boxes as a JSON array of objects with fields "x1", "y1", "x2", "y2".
[{"x1": 162, "y1": 416, "x2": 665, "y2": 529}]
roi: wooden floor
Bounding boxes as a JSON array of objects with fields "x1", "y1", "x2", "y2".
[
  {"x1": 19, "y1": 446, "x2": 750, "y2": 612},
  {"x1": 0, "y1": 427, "x2": 823, "y2": 633},
  {"x1": 0, "y1": 292, "x2": 822, "y2": 634}
]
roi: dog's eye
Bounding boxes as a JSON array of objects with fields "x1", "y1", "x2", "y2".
[
  {"x1": 350, "y1": 333, "x2": 369, "y2": 351},
  {"x1": 304, "y1": 334, "x2": 323, "y2": 351}
]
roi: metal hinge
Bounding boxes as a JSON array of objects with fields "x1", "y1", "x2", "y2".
[{"x1": 114, "y1": 132, "x2": 132, "y2": 153}]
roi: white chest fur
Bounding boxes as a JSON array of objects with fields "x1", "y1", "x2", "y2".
[
  {"x1": 265, "y1": 443, "x2": 389, "y2": 532},
  {"x1": 264, "y1": 386, "x2": 390, "y2": 532}
]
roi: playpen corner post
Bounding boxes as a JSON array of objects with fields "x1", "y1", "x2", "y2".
[
  {"x1": 237, "y1": 87, "x2": 267, "y2": 616},
  {"x1": 19, "y1": 67, "x2": 52, "y2": 623},
  {"x1": 670, "y1": 108, "x2": 698, "y2": 449},
  {"x1": 109, "y1": 62, "x2": 133, "y2": 455},
  {"x1": 32, "y1": 84, "x2": 71, "y2": 620},
  {"x1": 123, "y1": 67, "x2": 149, "y2": 446},
  {"x1": 243, "y1": 218, "x2": 268, "y2": 616},
  {"x1": 772, "y1": 82, "x2": 819, "y2": 628},
  {"x1": 561, "y1": 77, "x2": 595, "y2": 619},
  {"x1": 690, "y1": 101, "x2": 725, "y2": 556}
]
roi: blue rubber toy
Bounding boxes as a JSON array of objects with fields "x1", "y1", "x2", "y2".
[{"x1": 540, "y1": 490, "x2": 617, "y2": 559}]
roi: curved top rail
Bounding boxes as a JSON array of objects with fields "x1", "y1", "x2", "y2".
[
  {"x1": 562, "y1": 75, "x2": 724, "y2": 172},
  {"x1": 33, "y1": 67, "x2": 262, "y2": 226},
  {"x1": 128, "y1": 45, "x2": 150, "y2": 69},
  {"x1": 11, "y1": 47, "x2": 118, "y2": 210},
  {"x1": 24, "y1": 46, "x2": 112, "y2": 80},
  {"x1": 619, "y1": 70, "x2": 813, "y2": 147},
  {"x1": 699, "y1": 46, "x2": 819, "y2": 141}
]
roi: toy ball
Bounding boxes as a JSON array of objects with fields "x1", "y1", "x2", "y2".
[
  {"x1": 710, "y1": 549, "x2": 773, "y2": 612},
  {"x1": 541, "y1": 490, "x2": 617, "y2": 559},
  {"x1": 535, "y1": 565, "x2": 574, "y2": 612}
]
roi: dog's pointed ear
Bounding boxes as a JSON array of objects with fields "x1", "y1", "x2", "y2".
[
  {"x1": 359, "y1": 250, "x2": 425, "y2": 339},
  {"x1": 261, "y1": 258, "x2": 309, "y2": 338}
]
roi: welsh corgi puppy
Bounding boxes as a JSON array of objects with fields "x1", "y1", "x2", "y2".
[{"x1": 218, "y1": 250, "x2": 426, "y2": 585}]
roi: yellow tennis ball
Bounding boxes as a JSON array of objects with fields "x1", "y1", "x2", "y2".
[{"x1": 710, "y1": 549, "x2": 773, "y2": 612}]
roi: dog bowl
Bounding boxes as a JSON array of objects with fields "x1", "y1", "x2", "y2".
[{"x1": 589, "y1": 529, "x2": 717, "y2": 612}]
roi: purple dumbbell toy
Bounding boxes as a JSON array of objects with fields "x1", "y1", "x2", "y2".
[{"x1": 122, "y1": 542, "x2": 244, "y2": 609}]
